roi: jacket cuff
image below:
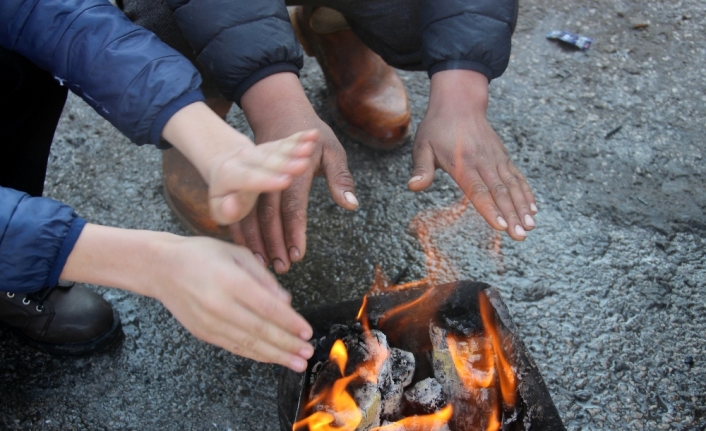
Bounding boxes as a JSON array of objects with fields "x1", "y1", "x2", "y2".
[
  {"x1": 428, "y1": 60, "x2": 494, "y2": 82},
  {"x1": 46, "y1": 217, "x2": 87, "y2": 288},
  {"x1": 149, "y1": 89, "x2": 205, "y2": 148},
  {"x1": 231, "y1": 63, "x2": 301, "y2": 107}
]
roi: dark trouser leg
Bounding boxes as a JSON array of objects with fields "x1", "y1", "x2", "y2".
[
  {"x1": 0, "y1": 48, "x2": 123, "y2": 356},
  {"x1": 0, "y1": 47, "x2": 68, "y2": 198}
]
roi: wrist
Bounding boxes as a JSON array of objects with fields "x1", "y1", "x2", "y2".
[
  {"x1": 60, "y1": 224, "x2": 181, "y2": 300},
  {"x1": 428, "y1": 69, "x2": 490, "y2": 117},
  {"x1": 161, "y1": 101, "x2": 253, "y2": 182},
  {"x1": 240, "y1": 72, "x2": 318, "y2": 141}
]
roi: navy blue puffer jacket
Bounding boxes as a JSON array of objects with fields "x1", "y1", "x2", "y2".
[{"x1": 0, "y1": 0, "x2": 204, "y2": 293}]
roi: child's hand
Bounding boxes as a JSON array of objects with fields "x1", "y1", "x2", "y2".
[
  {"x1": 161, "y1": 101, "x2": 316, "y2": 227},
  {"x1": 60, "y1": 224, "x2": 314, "y2": 371},
  {"x1": 205, "y1": 130, "x2": 318, "y2": 225},
  {"x1": 408, "y1": 70, "x2": 537, "y2": 241},
  {"x1": 153, "y1": 235, "x2": 314, "y2": 371}
]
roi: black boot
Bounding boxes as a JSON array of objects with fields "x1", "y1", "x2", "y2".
[{"x1": 0, "y1": 283, "x2": 122, "y2": 356}]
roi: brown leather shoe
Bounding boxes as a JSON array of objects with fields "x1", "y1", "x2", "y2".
[
  {"x1": 162, "y1": 96, "x2": 232, "y2": 241},
  {"x1": 290, "y1": 6, "x2": 411, "y2": 150},
  {"x1": 0, "y1": 284, "x2": 122, "y2": 356}
]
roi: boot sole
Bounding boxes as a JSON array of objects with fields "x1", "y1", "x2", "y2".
[{"x1": 2, "y1": 308, "x2": 123, "y2": 356}]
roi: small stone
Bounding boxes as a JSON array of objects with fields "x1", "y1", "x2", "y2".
[
  {"x1": 684, "y1": 356, "x2": 694, "y2": 367},
  {"x1": 574, "y1": 390, "x2": 592, "y2": 402}
]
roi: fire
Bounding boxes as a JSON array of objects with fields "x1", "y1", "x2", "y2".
[
  {"x1": 295, "y1": 196, "x2": 517, "y2": 431},
  {"x1": 478, "y1": 292, "x2": 516, "y2": 407},
  {"x1": 294, "y1": 340, "x2": 362, "y2": 431},
  {"x1": 370, "y1": 405, "x2": 453, "y2": 431}
]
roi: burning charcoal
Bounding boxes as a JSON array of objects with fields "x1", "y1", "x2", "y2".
[
  {"x1": 309, "y1": 361, "x2": 343, "y2": 400},
  {"x1": 389, "y1": 348, "x2": 415, "y2": 388},
  {"x1": 441, "y1": 306, "x2": 484, "y2": 336},
  {"x1": 351, "y1": 381, "x2": 382, "y2": 431},
  {"x1": 430, "y1": 323, "x2": 500, "y2": 431},
  {"x1": 375, "y1": 420, "x2": 451, "y2": 431},
  {"x1": 378, "y1": 348, "x2": 416, "y2": 421},
  {"x1": 380, "y1": 385, "x2": 404, "y2": 422},
  {"x1": 403, "y1": 378, "x2": 447, "y2": 415}
]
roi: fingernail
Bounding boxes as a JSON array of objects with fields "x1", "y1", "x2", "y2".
[
  {"x1": 514, "y1": 225, "x2": 527, "y2": 237},
  {"x1": 299, "y1": 345, "x2": 314, "y2": 359},
  {"x1": 300, "y1": 329, "x2": 313, "y2": 340},
  {"x1": 273, "y1": 259, "x2": 286, "y2": 274},
  {"x1": 408, "y1": 175, "x2": 423, "y2": 184},
  {"x1": 344, "y1": 191, "x2": 359, "y2": 207},
  {"x1": 289, "y1": 247, "x2": 301, "y2": 261},
  {"x1": 291, "y1": 357, "x2": 307, "y2": 372},
  {"x1": 254, "y1": 253, "x2": 266, "y2": 266},
  {"x1": 530, "y1": 203, "x2": 538, "y2": 214},
  {"x1": 496, "y1": 216, "x2": 508, "y2": 229},
  {"x1": 524, "y1": 214, "x2": 535, "y2": 228}
]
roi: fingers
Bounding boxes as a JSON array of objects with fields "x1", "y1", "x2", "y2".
[
  {"x1": 244, "y1": 129, "x2": 318, "y2": 176},
  {"x1": 230, "y1": 246, "x2": 291, "y2": 303},
  {"x1": 235, "y1": 209, "x2": 269, "y2": 266},
  {"x1": 456, "y1": 161, "x2": 534, "y2": 241},
  {"x1": 209, "y1": 284, "x2": 312, "y2": 371},
  {"x1": 321, "y1": 142, "x2": 358, "y2": 210},
  {"x1": 408, "y1": 138, "x2": 437, "y2": 191},
  {"x1": 257, "y1": 193, "x2": 291, "y2": 274},
  {"x1": 508, "y1": 160, "x2": 538, "y2": 215},
  {"x1": 281, "y1": 172, "x2": 313, "y2": 264}
]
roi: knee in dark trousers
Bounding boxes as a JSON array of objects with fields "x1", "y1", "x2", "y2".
[{"x1": 0, "y1": 47, "x2": 68, "y2": 197}]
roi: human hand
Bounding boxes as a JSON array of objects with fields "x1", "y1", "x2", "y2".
[
  {"x1": 153, "y1": 235, "x2": 314, "y2": 371},
  {"x1": 234, "y1": 73, "x2": 357, "y2": 273},
  {"x1": 161, "y1": 101, "x2": 317, "y2": 226},
  {"x1": 408, "y1": 70, "x2": 537, "y2": 241},
  {"x1": 204, "y1": 129, "x2": 318, "y2": 225},
  {"x1": 60, "y1": 224, "x2": 314, "y2": 371}
]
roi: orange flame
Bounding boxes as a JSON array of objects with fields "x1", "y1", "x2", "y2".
[
  {"x1": 479, "y1": 291, "x2": 517, "y2": 407},
  {"x1": 370, "y1": 405, "x2": 454, "y2": 431},
  {"x1": 295, "y1": 340, "x2": 362, "y2": 431},
  {"x1": 446, "y1": 334, "x2": 495, "y2": 389}
]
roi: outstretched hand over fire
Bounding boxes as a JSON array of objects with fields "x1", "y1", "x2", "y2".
[{"x1": 408, "y1": 70, "x2": 537, "y2": 241}]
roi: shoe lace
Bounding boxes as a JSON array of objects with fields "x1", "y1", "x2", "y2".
[{"x1": 25, "y1": 282, "x2": 74, "y2": 310}]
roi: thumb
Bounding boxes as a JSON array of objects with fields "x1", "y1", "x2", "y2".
[
  {"x1": 322, "y1": 145, "x2": 358, "y2": 210},
  {"x1": 210, "y1": 191, "x2": 258, "y2": 225},
  {"x1": 408, "y1": 138, "x2": 436, "y2": 191}
]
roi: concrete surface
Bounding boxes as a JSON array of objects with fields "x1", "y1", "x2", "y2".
[{"x1": 1, "y1": 0, "x2": 704, "y2": 429}]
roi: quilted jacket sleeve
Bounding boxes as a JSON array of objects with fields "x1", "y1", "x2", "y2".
[
  {"x1": 166, "y1": 0, "x2": 303, "y2": 105},
  {"x1": 0, "y1": 188, "x2": 86, "y2": 293},
  {"x1": 420, "y1": 0, "x2": 518, "y2": 81},
  {"x1": 0, "y1": 0, "x2": 204, "y2": 146}
]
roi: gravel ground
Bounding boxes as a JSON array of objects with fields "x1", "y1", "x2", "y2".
[{"x1": 1, "y1": 0, "x2": 704, "y2": 430}]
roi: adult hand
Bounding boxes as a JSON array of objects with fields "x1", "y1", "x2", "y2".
[
  {"x1": 234, "y1": 73, "x2": 358, "y2": 273},
  {"x1": 408, "y1": 70, "x2": 537, "y2": 241}
]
